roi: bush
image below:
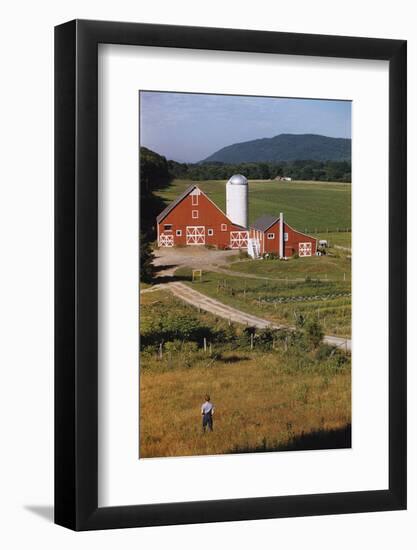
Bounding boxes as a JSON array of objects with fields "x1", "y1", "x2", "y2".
[
  {"x1": 294, "y1": 312, "x2": 306, "y2": 328},
  {"x1": 262, "y1": 252, "x2": 278, "y2": 260},
  {"x1": 315, "y1": 343, "x2": 334, "y2": 361},
  {"x1": 141, "y1": 314, "x2": 214, "y2": 346},
  {"x1": 140, "y1": 232, "x2": 155, "y2": 283},
  {"x1": 305, "y1": 320, "x2": 324, "y2": 349},
  {"x1": 255, "y1": 327, "x2": 276, "y2": 349}
]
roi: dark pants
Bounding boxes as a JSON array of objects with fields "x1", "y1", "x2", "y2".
[{"x1": 202, "y1": 412, "x2": 213, "y2": 432}]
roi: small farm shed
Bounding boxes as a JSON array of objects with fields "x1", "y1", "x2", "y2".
[
  {"x1": 156, "y1": 185, "x2": 248, "y2": 249},
  {"x1": 250, "y1": 214, "x2": 317, "y2": 257}
]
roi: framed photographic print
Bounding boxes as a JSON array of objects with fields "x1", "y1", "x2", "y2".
[{"x1": 55, "y1": 20, "x2": 406, "y2": 530}]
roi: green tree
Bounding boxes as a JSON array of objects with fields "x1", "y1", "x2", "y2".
[
  {"x1": 306, "y1": 320, "x2": 324, "y2": 349},
  {"x1": 140, "y1": 233, "x2": 155, "y2": 283}
]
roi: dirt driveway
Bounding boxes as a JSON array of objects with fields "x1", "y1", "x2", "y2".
[{"x1": 153, "y1": 246, "x2": 239, "y2": 278}]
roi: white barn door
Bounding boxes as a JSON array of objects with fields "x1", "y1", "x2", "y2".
[
  {"x1": 298, "y1": 242, "x2": 312, "y2": 257},
  {"x1": 230, "y1": 231, "x2": 248, "y2": 249},
  {"x1": 186, "y1": 226, "x2": 205, "y2": 245},
  {"x1": 159, "y1": 233, "x2": 174, "y2": 247}
]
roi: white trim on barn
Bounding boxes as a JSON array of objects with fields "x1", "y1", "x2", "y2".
[{"x1": 191, "y1": 188, "x2": 200, "y2": 206}]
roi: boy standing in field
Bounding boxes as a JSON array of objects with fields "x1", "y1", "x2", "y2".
[{"x1": 201, "y1": 394, "x2": 214, "y2": 433}]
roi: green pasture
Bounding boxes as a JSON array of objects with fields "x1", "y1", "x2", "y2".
[
  {"x1": 226, "y1": 253, "x2": 351, "y2": 282},
  {"x1": 314, "y1": 232, "x2": 351, "y2": 248},
  {"x1": 155, "y1": 179, "x2": 351, "y2": 233}
]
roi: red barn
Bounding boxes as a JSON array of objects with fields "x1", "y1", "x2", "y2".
[
  {"x1": 250, "y1": 214, "x2": 317, "y2": 257},
  {"x1": 156, "y1": 185, "x2": 248, "y2": 249}
]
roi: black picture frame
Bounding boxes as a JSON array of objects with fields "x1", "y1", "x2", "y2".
[{"x1": 55, "y1": 19, "x2": 407, "y2": 531}]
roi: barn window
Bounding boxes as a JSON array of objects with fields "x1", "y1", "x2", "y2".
[
  {"x1": 176, "y1": 229, "x2": 182, "y2": 236},
  {"x1": 192, "y1": 210, "x2": 199, "y2": 219},
  {"x1": 164, "y1": 224, "x2": 172, "y2": 231},
  {"x1": 221, "y1": 224, "x2": 227, "y2": 231},
  {"x1": 208, "y1": 229, "x2": 214, "y2": 236},
  {"x1": 267, "y1": 233, "x2": 275, "y2": 240},
  {"x1": 284, "y1": 232, "x2": 288, "y2": 241},
  {"x1": 192, "y1": 194, "x2": 199, "y2": 206}
]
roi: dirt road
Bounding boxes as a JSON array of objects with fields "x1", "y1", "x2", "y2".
[{"x1": 152, "y1": 247, "x2": 239, "y2": 278}]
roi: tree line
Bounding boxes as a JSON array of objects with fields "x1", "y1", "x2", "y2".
[
  {"x1": 168, "y1": 158, "x2": 351, "y2": 182},
  {"x1": 140, "y1": 146, "x2": 351, "y2": 190}
]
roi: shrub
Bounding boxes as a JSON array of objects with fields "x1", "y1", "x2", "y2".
[
  {"x1": 141, "y1": 314, "x2": 213, "y2": 346},
  {"x1": 315, "y1": 343, "x2": 334, "y2": 361},
  {"x1": 305, "y1": 320, "x2": 324, "y2": 349},
  {"x1": 140, "y1": 232, "x2": 155, "y2": 283},
  {"x1": 255, "y1": 327, "x2": 276, "y2": 349},
  {"x1": 294, "y1": 312, "x2": 306, "y2": 328}
]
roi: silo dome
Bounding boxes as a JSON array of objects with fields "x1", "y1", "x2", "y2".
[
  {"x1": 228, "y1": 174, "x2": 248, "y2": 186},
  {"x1": 226, "y1": 174, "x2": 248, "y2": 228}
]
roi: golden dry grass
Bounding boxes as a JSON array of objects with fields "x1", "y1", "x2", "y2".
[{"x1": 139, "y1": 352, "x2": 351, "y2": 458}]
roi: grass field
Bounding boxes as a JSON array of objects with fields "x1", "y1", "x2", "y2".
[
  {"x1": 155, "y1": 179, "x2": 351, "y2": 233},
  {"x1": 140, "y1": 290, "x2": 351, "y2": 458},
  {"x1": 314, "y1": 232, "x2": 351, "y2": 248},
  {"x1": 226, "y1": 252, "x2": 351, "y2": 281}
]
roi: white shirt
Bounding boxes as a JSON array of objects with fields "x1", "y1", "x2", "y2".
[{"x1": 201, "y1": 401, "x2": 214, "y2": 415}]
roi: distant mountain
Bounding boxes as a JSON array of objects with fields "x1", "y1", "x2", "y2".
[{"x1": 201, "y1": 134, "x2": 351, "y2": 163}]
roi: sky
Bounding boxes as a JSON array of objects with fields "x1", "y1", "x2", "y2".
[{"x1": 140, "y1": 91, "x2": 351, "y2": 163}]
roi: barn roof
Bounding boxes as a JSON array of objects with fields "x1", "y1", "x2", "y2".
[
  {"x1": 156, "y1": 184, "x2": 197, "y2": 223},
  {"x1": 156, "y1": 183, "x2": 248, "y2": 229},
  {"x1": 251, "y1": 214, "x2": 280, "y2": 232}
]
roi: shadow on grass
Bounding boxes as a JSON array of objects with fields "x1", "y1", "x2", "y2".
[
  {"x1": 153, "y1": 263, "x2": 178, "y2": 273},
  {"x1": 154, "y1": 273, "x2": 191, "y2": 285},
  {"x1": 228, "y1": 424, "x2": 351, "y2": 454},
  {"x1": 222, "y1": 355, "x2": 251, "y2": 364}
]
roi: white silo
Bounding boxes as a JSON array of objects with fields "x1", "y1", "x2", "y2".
[{"x1": 226, "y1": 174, "x2": 248, "y2": 228}]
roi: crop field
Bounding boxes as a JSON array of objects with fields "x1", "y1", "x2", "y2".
[
  {"x1": 177, "y1": 266, "x2": 351, "y2": 338},
  {"x1": 155, "y1": 179, "x2": 351, "y2": 233},
  {"x1": 140, "y1": 290, "x2": 351, "y2": 458}
]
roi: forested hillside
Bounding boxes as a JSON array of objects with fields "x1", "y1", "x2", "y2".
[{"x1": 202, "y1": 133, "x2": 351, "y2": 163}]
